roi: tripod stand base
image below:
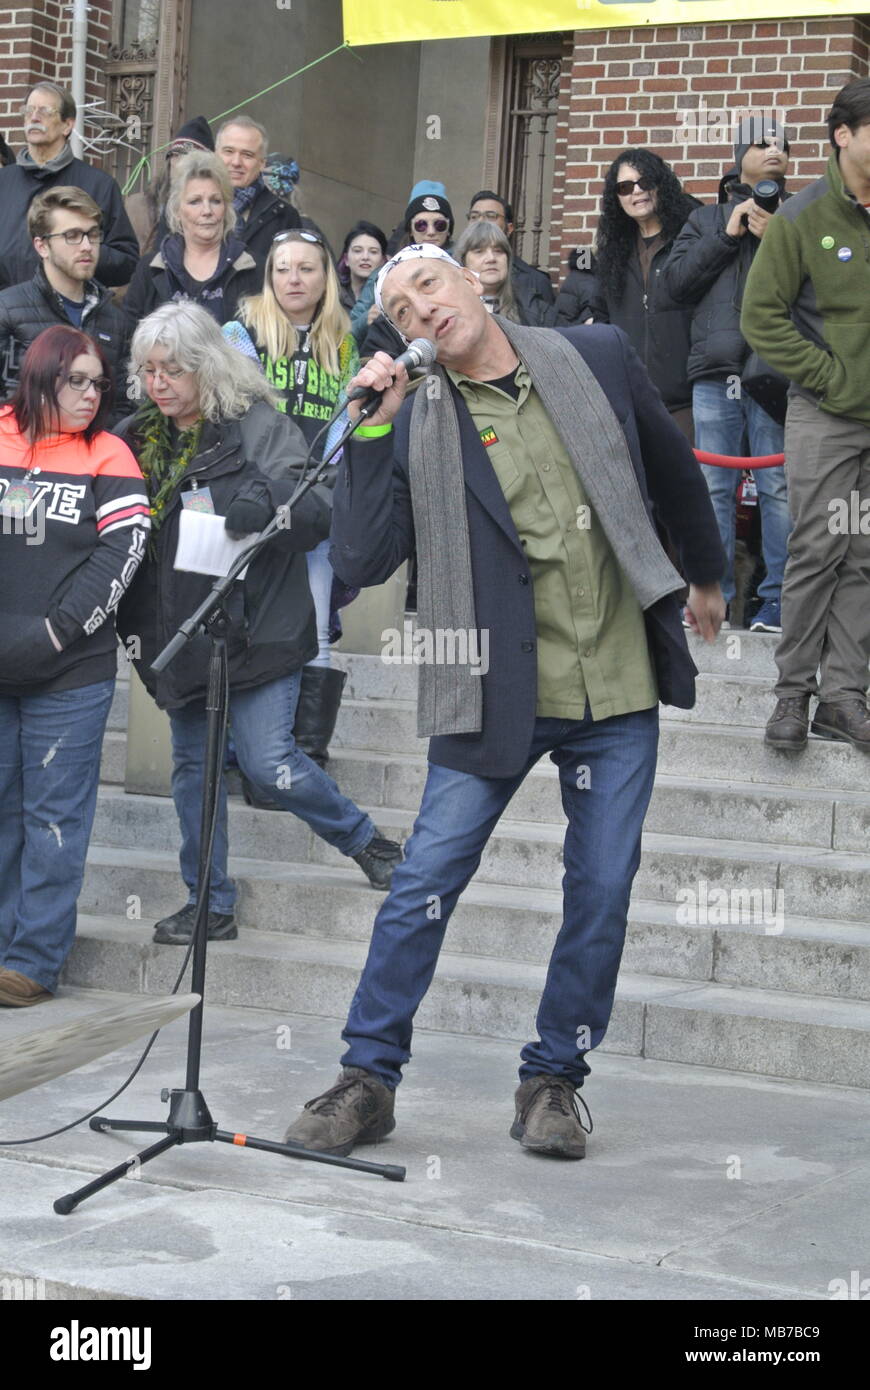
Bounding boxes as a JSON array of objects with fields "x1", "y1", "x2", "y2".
[{"x1": 54, "y1": 1088, "x2": 405, "y2": 1213}]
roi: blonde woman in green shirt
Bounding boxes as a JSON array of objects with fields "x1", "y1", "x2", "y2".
[{"x1": 224, "y1": 230, "x2": 359, "y2": 770}]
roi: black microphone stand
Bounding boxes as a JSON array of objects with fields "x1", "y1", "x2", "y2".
[{"x1": 55, "y1": 395, "x2": 405, "y2": 1214}]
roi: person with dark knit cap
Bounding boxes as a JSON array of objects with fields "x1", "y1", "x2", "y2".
[
  {"x1": 661, "y1": 115, "x2": 792, "y2": 634},
  {"x1": 350, "y1": 181, "x2": 454, "y2": 349}
]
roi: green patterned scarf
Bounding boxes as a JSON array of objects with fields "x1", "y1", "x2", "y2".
[{"x1": 135, "y1": 399, "x2": 204, "y2": 543}]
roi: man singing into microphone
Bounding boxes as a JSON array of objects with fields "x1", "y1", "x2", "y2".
[{"x1": 283, "y1": 244, "x2": 725, "y2": 1160}]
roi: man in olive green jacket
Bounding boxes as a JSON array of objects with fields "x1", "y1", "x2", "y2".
[{"x1": 742, "y1": 79, "x2": 870, "y2": 752}]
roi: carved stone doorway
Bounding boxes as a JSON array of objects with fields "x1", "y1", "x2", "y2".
[{"x1": 104, "y1": 0, "x2": 191, "y2": 190}]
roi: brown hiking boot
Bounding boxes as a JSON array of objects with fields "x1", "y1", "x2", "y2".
[
  {"x1": 811, "y1": 699, "x2": 870, "y2": 751},
  {"x1": 510, "y1": 1075, "x2": 592, "y2": 1160},
  {"x1": 282, "y1": 1066, "x2": 396, "y2": 1156},
  {"x1": 0, "y1": 968, "x2": 53, "y2": 1007},
  {"x1": 764, "y1": 695, "x2": 810, "y2": 750}
]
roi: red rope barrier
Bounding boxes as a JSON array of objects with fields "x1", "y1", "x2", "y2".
[{"x1": 693, "y1": 449, "x2": 785, "y2": 469}]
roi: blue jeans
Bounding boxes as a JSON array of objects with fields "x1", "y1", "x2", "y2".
[
  {"x1": 0, "y1": 678, "x2": 114, "y2": 992},
  {"x1": 168, "y1": 669, "x2": 376, "y2": 914},
  {"x1": 305, "y1": 538, "x2": 333, "y2": 668},
  {"x1": 693, "y1": 378, "x2": 790, "y2": 605},
  {"x1": 341, "y1": 706, "x2": 659, "y2": 1088}
]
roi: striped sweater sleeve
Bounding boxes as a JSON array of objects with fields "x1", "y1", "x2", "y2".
[{"x1": 47, "y1": 434, "x2": 151, "y2": 648}]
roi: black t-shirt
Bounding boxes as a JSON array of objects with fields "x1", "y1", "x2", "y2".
[{"x1": 482, "y1": 368, "x2": 521, "y2": 401}]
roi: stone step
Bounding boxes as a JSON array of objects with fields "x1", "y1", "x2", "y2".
[
  {"x1": 328, "y1": 682, "x2": 782, "y2": 761},
  {"x1": 95, "y1": 744, "x2": 870, "y2": 851},
  {"x1": 334, "y1": 633, "x2": 784, "y2": 699},
  {"x1": 88, "y1": 786, "x2": 870, "y2": 923},
  {"x1": 657, "y1": 720, "x2": 870, "y2": 793},
  {"x1": 63, "y1": 914, "x2": 870, "y2": 1090},
  {"x1": 104, "y1": 697, "x2": 870, "y2": 798},
  {"x1": 78, "y1": 844, "x2": 870, "y2": 1001},
  {"x1": 315, "y1": 750, "x2": 869, "y2": 851}
]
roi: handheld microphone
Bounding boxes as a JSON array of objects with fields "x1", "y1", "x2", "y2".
[{"x1": 346, "y1": 337, "x2": 438, "y2": 405}]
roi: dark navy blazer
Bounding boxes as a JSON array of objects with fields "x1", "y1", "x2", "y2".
[{"x1": 330, "y1": 324, "x2": 725, "y2": 779}]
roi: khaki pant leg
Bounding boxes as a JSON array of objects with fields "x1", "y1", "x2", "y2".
[{"x1": 774, "y1": 397, "x2": 870, "y2": 700}]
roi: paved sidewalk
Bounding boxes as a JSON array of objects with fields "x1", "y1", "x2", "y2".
[{"x1": 0, "y1": 989, "x2": 867, "y2": 1301}]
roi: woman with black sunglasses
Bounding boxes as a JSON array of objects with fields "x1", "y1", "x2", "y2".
[
  {"x1": 223, "y1": 229, "x2": 359, "y2": 772},
  {"x1": 555, "y1": 148, "x2": 699, "y2": 440},
  {"x1": 0, "y1": 325, "x2": 150, "y2": 1006}
]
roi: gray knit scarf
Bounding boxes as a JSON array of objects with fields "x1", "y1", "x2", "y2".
[{"x1": 407, "y1": 316, "x2": 683, "y2": 737}]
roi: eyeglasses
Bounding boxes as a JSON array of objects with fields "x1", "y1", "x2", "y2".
[
  {"x1": 62, "y1": 372, "x2": 112, "y2": 394},
  {"x1": 39, "y1": 227, "x2": 103, "y2": 247},
  {"x1": 143, "y1": 365, "x2": 187, "y2": 383},
  {"x1": 273, "y1": 229, "x2": 323, "y2": 246},
  {"x1": 21, "y1": 104, "x2": 62, "y2": 120},
  {"x1": 468, "y1": 209, "x2": 504, "y2": 222},
  {"x1": 412, "y1": 218, "x2": 448, "y2": 234},
  {"x1": 615, "y1": 176, "x2": 656, "y2": 197}
]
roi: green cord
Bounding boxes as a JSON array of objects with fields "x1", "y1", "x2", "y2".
[{"x1": 122, "y1": 41, "x2": 358, "y2": 195}]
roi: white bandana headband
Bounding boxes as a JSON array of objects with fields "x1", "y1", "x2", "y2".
[{"x1": 374, "y1": 243, "x2": 462, "y2": 324}]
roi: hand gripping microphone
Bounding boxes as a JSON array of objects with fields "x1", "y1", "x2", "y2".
[{"x1": 346, "y1": 337, "x2": 438, "y2": 408}]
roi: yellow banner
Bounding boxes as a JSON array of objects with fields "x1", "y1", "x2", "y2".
[{"x1": 343, "y1": 1, "x2": 861, "y2": 46}]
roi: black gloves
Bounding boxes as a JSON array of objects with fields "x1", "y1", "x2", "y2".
[{"x1": 224, "y1": 485, "x2": 275, "y2": 540}]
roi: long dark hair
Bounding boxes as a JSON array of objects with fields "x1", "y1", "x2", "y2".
[
  {"x1": 596, "y1": 149, "x2": 696, "y2": 302},
  {"x1": 338, "y1": 220, "x2": 388, "y2": 284},
  {"x1": 11, "y1": 325, "x2": 114, "y2": 443}
]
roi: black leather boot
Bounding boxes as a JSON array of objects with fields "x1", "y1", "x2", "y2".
[{"x1": 293, "y1": 666, "x2": 348, "y2": 767}]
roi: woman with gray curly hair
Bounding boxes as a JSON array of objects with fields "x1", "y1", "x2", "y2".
[
  {"x1": 115, "y1": 302, "x2": 402, "y2": 946},
  {"x1": 122, "y1": 150, "x2": 262, "y2": 329}
]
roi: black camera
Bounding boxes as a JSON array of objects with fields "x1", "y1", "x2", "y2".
[{"x1": 741, "y1": 178, "x2": 781, "y2": 228}]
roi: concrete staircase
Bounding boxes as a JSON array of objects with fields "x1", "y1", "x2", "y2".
[{"x1": 71, "y1": 631, "x2": 870, "y2": 1089}]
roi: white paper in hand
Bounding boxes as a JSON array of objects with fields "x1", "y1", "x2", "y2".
[{"x1": 174, "y1": 509, "x2": 251, "y2": 577}]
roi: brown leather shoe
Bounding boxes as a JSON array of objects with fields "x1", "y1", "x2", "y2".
[
  {"x1": 282, "y1": 1067, "x2": 396, "y2": 1156},
  {"x1": 764, "y1": 695, "x2": 811, "y2": 750},
  {"x1": 510, "y1": 1075, "x2": 592, "y2": 1159},
  {"x1": 0, "y1": 968, "x2": 53, "y2": 1007},
  {"x1": 811, "y1": 699, "x2": 870, "y2": 751}
]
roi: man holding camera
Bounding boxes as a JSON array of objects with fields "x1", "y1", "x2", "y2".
[
  {"x1": 662, "y1": 117, "x2": 791, "y2": 634},
  {"x1": 741, "y1": 80, "x2": 870, "y2": 752}
]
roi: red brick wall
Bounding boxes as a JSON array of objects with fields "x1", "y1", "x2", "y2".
[
  {"x1": 0, "y1": 1, "x2": 113, "y2": 164},
  {"x1": 549, "y1": 15, "x2": 870, "y2": 284}
]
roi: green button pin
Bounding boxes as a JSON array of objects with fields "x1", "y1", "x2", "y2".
[{"x1": 821, "y1": 235, "x2": 835, "y2": 249}]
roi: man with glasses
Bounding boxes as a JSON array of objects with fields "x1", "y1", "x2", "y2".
[
  {"x1": 0, "y1": 82, "x2": 138, "y2": 292},
  {"x1": 467, "y1": 189, "x2": 555, "y2": 311},
  {"x1": 0, "y1": 188, "x2": 130, "y2": 421}
]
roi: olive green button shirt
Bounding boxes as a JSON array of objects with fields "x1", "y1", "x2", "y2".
[{"x1": 448, "y1": 363, "x2": 658, "y2": 720}]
